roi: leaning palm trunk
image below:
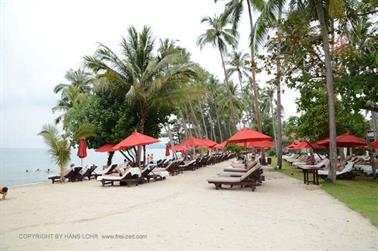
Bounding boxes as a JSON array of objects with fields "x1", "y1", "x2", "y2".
[
  {"x1": 247, "y1": 0, "x2": 263, "y2": 133},
  {"x1": 219, "y1": 47, "x2": 237, "y2": 132},
  {"x1": 199, "y1": 101, "x2": 209, "y2": 138},
  {"x1": 315, "y1": 0, "x2": 337, "y2": 182}
]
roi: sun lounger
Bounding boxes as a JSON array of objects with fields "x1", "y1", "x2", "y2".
[
  {"x1": 48, "y1": 166, "x2": 83, "y2": 183},
  {"x1": 94, "y1": 164, "x2": 118, "y2": 177},
  {"x1": 207, "y1": 165, "x2": 262, "y2": 191},
  {"x1": 318, "y1": 161, "x2": 355, "y2": 179},
  {"x1": 180, "y1": 160, "x2": 197, "y2": 171},
  {"x1": 218, "y1": 164, "x2": 264, "y2": 183},
  {"x1": 139, "y1": 164, "x2": 157, "y2": 183},
  {"x1": 296, "y1": 158, "x2": 329, "y2": 169},
  {"x1": 98, "y1": 168, "x2": 141, "y2": 186},
  {"x1": 223, "y1": 160, "x2": 257, "y2": 173}
]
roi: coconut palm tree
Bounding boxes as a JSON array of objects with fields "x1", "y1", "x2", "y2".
[
  {"x1": 52, "y1": 85, "x2": 86, "y2": 127},
  {"x1": 85, "y1": 26, "x2": 198, "y2": 165},
  {"x1": 216, "y1": 0, "x2": 264, "y2": 133},
  {"x1": 197, "y1": 15, "x2": 239, "y2": 131},
  {"x1": 54, "y1": 68, "x2": 93, "y2": 94},
  {"x1": 39, "y1": 125, "x2": 71, "y2": 182},
  {"x1": 39, "y1": 123, "x2": 96, "y2": 182},
  {"x1": 225, "y1": 50, "x2": 250, "y2": 92},
  {"x1": 253, "y1": 0, "x2": 286, "y2": 169}
]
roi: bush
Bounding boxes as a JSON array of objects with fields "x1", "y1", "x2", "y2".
[{"x1": 224, "y1": 144, "x2": 243, "y2": 153}]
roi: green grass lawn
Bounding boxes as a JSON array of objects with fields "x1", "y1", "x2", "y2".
[{"x1": 271, "y1": 157, "x2": 378, "y2": 226}]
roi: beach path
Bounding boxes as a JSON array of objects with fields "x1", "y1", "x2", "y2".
[{"x1": 0, "y1": 160, "x2": 377, "y2": 251}]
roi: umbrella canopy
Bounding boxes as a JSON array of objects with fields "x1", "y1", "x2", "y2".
[
  {"x1": 113, "y1": 131, "x2": 160, "y2": 151},
  {"x1": 371, "y1": 140, "x2": 378, "y2": 149},
  {"x1": 213, "y1": 141, "x2": 227, "y2": 149},
  {"x1": 180, "y1": 137, "x2": 209, "y2": 148},
  {"x1": 172, "y1": 144, "x2": 187, "y2": 152},
  {"x1": 317, "y1": 132, "x2": 367, "y2": 147},
  {"x1": 165, "y1": 144, "x2": 170, "y2": 157},
  {"x1": 247, "y1": 140, "x2": 275, "y2": 149},
  {"x1": 227, "y1": 128, "x2": 272, "y2": 144},
  {"x1": 95, "y1": 143, "x2": 116, "y2": 152},
  {"x1": 288, "y1": 141, "x2": 324, "y2": 150},
  {"x1": 77, "y1": 138, "x2": 87, "y2": 159},
  {"x1": 202, "y1": 138, "x2": 217, "y2": 148}
]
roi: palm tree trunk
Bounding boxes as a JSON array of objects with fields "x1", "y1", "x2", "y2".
[
  {"x1": 246, "y1": 0, "x2": 263, "y2": 133},
  {"x1": 275, "y1": 6, "x2": 284, "y2": 169},
  {"x1": 315, "y1": 0, "x2": 337, "y2": 183},
  {"x1": 107, "y1": 151, "x2": 114, "y2": 166},
  {"x1": 218, "y1": 47, "x2": 237, "y2": 132},
  {"x1": 188, "y1": 102, "x2": 202, "y2": 137},
  {"x1": 199, "y1": 101, "x2": 209, "y2": 138},
  {"x1": 215, "y1": 107, "x2": 224, "y2": 142},
  {"x1": 60, "y1": 166, "x2": 65, "y2": 183}
]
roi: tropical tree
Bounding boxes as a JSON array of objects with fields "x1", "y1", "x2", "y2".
[
  {"x1": 216, "y1": 0, "x2": 265, "y2": 133},
  {"x1": 85, "y1": 26, "x2": 198, "y2": 165},
  {"x1": 225, "y1": 50, "x2": 250, "y2": 92},
  {"x1": 38, "y1": 123, "x2": 95, "y2": 182},
  {"x1": 52, "y1": 68, "x2": 93, "y2": 127},
  {"x1": 197, "y1": 15, "x2": 239, "y2": 131}
]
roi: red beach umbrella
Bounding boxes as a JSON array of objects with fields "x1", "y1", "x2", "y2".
[
  {"x1": 172, "y1": 144, "x2": 187, "y2": 152},
  {"x1": 77, "y1": 138, "x2": 87, "y2": 166},
  {"x1": 202, "y1": 138, "x2": 217, "y2": 148},
  {"x1": 180, "y1": 137, "x2": 209, "y2": 148},
  {"x1": 290, "y1": 141, "x2": 324, "y2": 150},
  {"x1": 165, "y1": 144, "x2": 171, "y2": 157},
  {"x1": 95, "y1": 143, "x2": 116, "y2": 152},
  {"x1": 372, "y1": 140, "x2": 378, "y2": 149},
  {"x1": 113, "y1": 131, "x2": 160, "y2": 150},
  {"x1": 77, "y1": 139, "x2": 87, "y2": 158},
  {"x1": 214, "y1": 141, "x2": 227, "y2": 149},
  {"x1": 317, "y1": 132, "x2": 367, "y2": 148},
  {"x1": 227, "y1": 128, "x2": 272, "y2": 144},
  {"x1": 248, "y1": 140, "x2": 275, "y2": 149}
]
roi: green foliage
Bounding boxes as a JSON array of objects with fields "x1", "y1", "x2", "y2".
[
  {"x1": 224, "y1": 143, "x2": 243, "y2": 153},
  {"x1": 38, "y1": 124, "x2": 71, "y2": 181}
]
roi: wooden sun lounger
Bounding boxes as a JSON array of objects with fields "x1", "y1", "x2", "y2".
[
  {"x1": 48, "y1": 167, "x2": 83, "y2": 183},
  {"x1": 223, "y1": 160, "x2": 257, "y2": 173},
  {"x1": 207, "y1": 165, "x2": 262, "y2": 192},
  {"x1": 318, "y1": 161, "x2": 355, "y2": 179},
  {"x1": 99, "y1": 169, "x2": 140, "y2": 187}
]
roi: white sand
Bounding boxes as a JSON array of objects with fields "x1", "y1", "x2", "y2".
[{"x1": 0, "y1": 160, "x2": 377, "y2": 251}]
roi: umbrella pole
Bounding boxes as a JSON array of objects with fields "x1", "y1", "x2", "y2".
[
  {"x1": 81, "y1": 158, "x2": 83, "y2": 167},
  {"x1": 143, "y1": 145, "x2": 146, "y2": 168}
]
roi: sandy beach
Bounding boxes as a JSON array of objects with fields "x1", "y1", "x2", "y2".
[{"x1": 0, "y1": 159, "x2": 377, "y2": 251}]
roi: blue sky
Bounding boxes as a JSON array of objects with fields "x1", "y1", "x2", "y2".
[{"x1": 0, "y1": 0, "x2": 298, "y2": 148}]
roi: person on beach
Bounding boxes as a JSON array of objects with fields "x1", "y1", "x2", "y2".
[{"x1": 0, "y1": 186, "x2": 8, "y2": 200}]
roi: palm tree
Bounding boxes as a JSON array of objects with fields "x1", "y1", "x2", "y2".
[
  {"x1": 54, "y1": 68, "x2": 92, "y2": 94},
  {"x1": 197, "y1": 15, "x2": 239, "y2": 131},
  {"x1": 253, "y1": 0, "x2": 285, "y2": 169},
  {"x1": 39, "y1": 125, "x2": 71, "y2": 182},
  {"x1": 225, "y1": 50, "x2": 250, "y2": 92},
  {"x1": 85, "y1": 26, "x2": 197, "y2": 165},
  {"x1": 39, "y1": 123, "x2": 96, "y2": 182},
  {"x1": 216, "y1": 0, "x2": 264, "y2": 133},
  {"x1": 52, "y1": 85, "x2": 86, "y2": 127}
]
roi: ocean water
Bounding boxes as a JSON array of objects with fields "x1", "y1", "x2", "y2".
[{"x1": 0, "y1": 145, "x2": 166, "y2": 187}]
